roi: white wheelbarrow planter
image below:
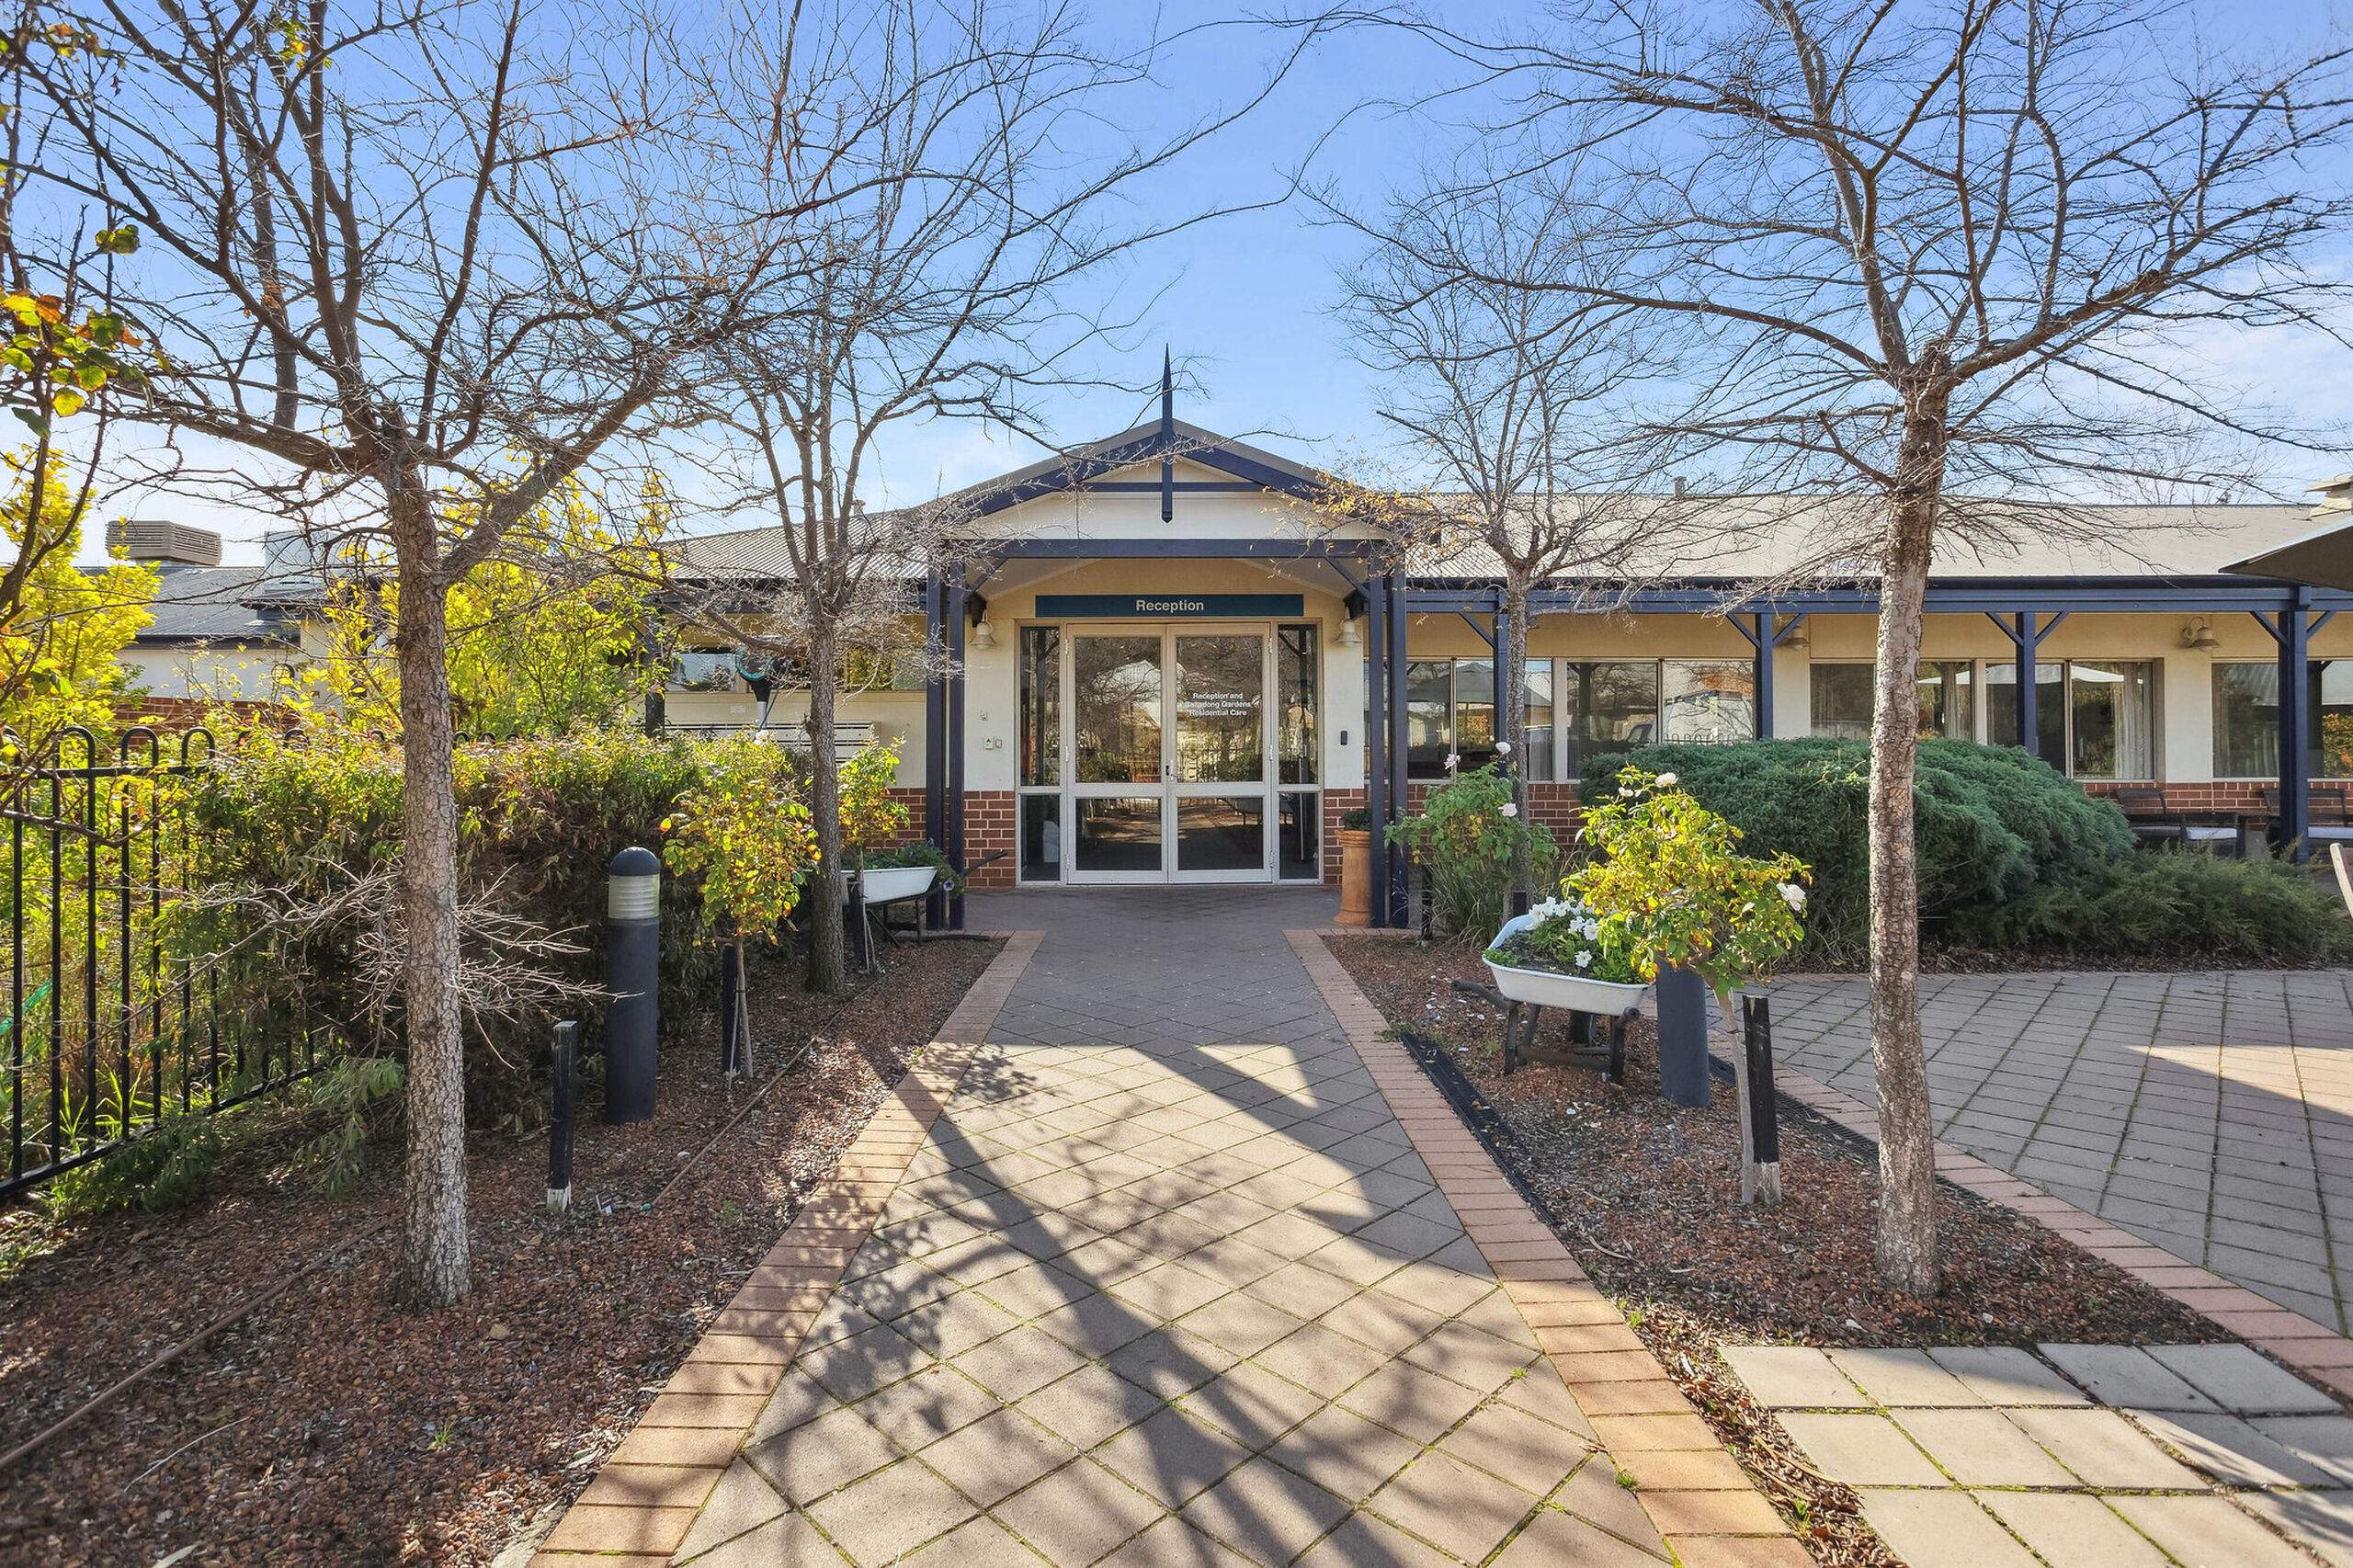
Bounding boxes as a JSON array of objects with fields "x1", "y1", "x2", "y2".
[
  {"x1": 1482, "y1": 911, "x2": 1650, "y2": 1014},
  {"x1": 855, "y1": 865, "x2": 937, "y2": 904}
]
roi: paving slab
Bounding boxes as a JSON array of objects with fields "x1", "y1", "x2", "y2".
[
  {"x1": 1719, "y1": 1346, "x2": 1872, "y2": 1409},
  {"x1": 1777, "y1": 1412, "x2": 1949, "y2": 1487},
  {"x1": 2038, "y1": 1343, "x2": 2220, "y2": 1411},
  {"x1": 1827, "y1": 1347, "x2": 1984, "y2": 1407},
  {"x1": 2001, "y1": 1407, "x2": 2206, "y2": 1490},
  {"x1": 1889, "y1": 1408, "x2": 2078, "y2": 1488},
  {"x1": 1973, "y1": 1493, "x2": 2168, "y2": 1568},
  {"x1": 2241, "y1": 1489, "x2": 2353, "y2": 1568},
  {"x1": 1853, "y1": 1490, "x2": 2040, "y2": 1568},
  {"x1": 2147, "y1": 1342, "x2": 2343, "y2": 1415},
  {"x1": 2254, "y1": 1415, "x2": 2353, "y2": 1485},
  {"x1": 1924, "y1": 1346, "x2": 2089, "y2": 1407},
  {"x1": 2108, "y1": 1494, "x2": 2322, "y2": 1568},
  {"x1": 2127, "y1": 1408, "x2": 2341, "y2": 1488}
]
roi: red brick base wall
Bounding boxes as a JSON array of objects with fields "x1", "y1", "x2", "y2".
[
  {"x1": 880, "y1": 787, "x2": 1017, "y2": 889},
  {"x1": 2077, "y1": 779, "x2": 2353, "y2": 813},
  {"x1": 1320, "y1": 780, "x2": 1587, "y2": 886}
]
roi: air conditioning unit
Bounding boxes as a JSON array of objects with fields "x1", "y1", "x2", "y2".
[{"x1": 106, "y1": 520, "x2": 223, "y2": 567}]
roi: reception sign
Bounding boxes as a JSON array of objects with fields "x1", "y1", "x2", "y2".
[{"x1": 1036, "y1": 594, "x2": 1304, "y2": 619}]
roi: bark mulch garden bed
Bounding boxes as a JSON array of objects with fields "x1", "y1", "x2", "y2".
[
  {"x1": 0, "y1": 935, "x2": 1002, "y2": 1568},
  {"x1": 1328, "y1": 934, "x2": 2237, "y2": 1568}
]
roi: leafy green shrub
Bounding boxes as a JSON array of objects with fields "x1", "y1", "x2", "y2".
[
  {"x1": 1391, "y1": 764, "x2": 1557, "y2": 946},
  {"x1": 1578, "y1": 739, "x2": 2132, "y2": 962},
  {"x1": 1945, "y1": 852, "x2": 2353, "y2": 961}
]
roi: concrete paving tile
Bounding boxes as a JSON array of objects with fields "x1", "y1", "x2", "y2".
[
  {"x1": 993, "y1": 1458, "x2": 1169, "y2": 1567},
  {"x1": 2128, "y1": 1408, "x2": 2340, "y2": 1487},
  {"x1": 919, "y1": 1408, "x2": 1079, "y2": 1507},
  {"x1": 1442, "y1": 1399, "x2": 1598, "y2": 1490},
  {"x1": 2254, "y1": 1415, "x2": 2353, "y2": 1484},
  {"x1": 2147, "y1": 1342, "x2": 2344, "y2": 1415},
  {"x1": 1827, "y1": 1347, "x2": 1984, "y2": 1407},
  {"x1": 802, "y1": 1459, "x2": 974, "y2": 1567},
  {"x1": 2002, "y1": 1407, "x2": 2204, "y2": 1489},
  {"x1": 747, "y1": 1406, "x2": 904, "y2": 1505},
  {"x1": 1093, "y1": 1516, "x2": 1251, "y2": 1567},
  {"x1": 1972, "y1": 1493, "x2": 2166, "y2": 1568},
  {"x1": 676, "y1": 1509, "x2": 851, "y2": 1567},
  {"x1": 2240, "y1": 1489, "x2": 2353, "y2": 1568},
  {"x1": 1275, "y1": 1404, "x2": 1424, "y2": 1503},
  {"x1": 1336, "y1": 1358, "x2": 1491, "y2": 1445},
  {"x1": 2038, "y1": 1343, "x2": 2220, "y2": 1411},
  {"x1": 1093, "y1": 1406, "x2": 1255, "y2": 1507},
  {"x1": 1291, "y1": 1509, "x2": 1459, "y2": 1568},
  {"x1": 1720, "y1": 1346, "x2": 1871, "y2": 1409},
  {"x1": 1366, "y1": 1449, "x2": 1541, "y2": 1565},
  {"x1": 1777, "y1": 1413, "x2": 1949, "y2": 1487},
  {"x1": 1176, "y1": 1359, "x2": 1328, "y2": 1450},
  {"x1": 1855, "y1": 1490, "x2": 2040, "y2": 1568},
  {"x1": 1923, "y1": 1346, "x2": 2088, "y2": 1407},
  {"x1": 897, "y1": 1515, "x2": 1052, "y2": 1568},
  {"x1": 1177, "y1": 1456, "x2": 1350, "y2": 1566},
  {"x1": 1891, "y1": 1408, "x2": 2078, "y2": 1487},
  {"x1": 1250, "y1": 1323, "x2": 1389, "y2": 1400},
  {"x1": 2108, "y1": 1494, "x2": 2321, "y2": 1568},
  {"x1": 1548, "y1": 1453, "x2": 1671, "y2": 1551},
  {"x1": 1493, "y1": 1505, "x2": 1668, "y2": 1567}
]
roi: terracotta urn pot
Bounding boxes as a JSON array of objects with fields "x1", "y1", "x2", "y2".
[{"x1": 1336, "y1": 828, "x2": 1373, "y2": 926}]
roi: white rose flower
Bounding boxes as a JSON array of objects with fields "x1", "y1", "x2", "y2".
[
  {"x1": 1500, "y1": 802, "x2": 1518, "y2": 818},
  {"x1": 1495, "y1": 739, "x2": 1512, "y2": 755},
  {"x1": 1779, "y1": 881, "x2": 1807, "y2": 911},
  {"x1": 1656, "y1": 771, "x2": 1678, "y2": 787},
  {"x1": 1446, "y1": 753, "x2": 1461, "y2": 770}
]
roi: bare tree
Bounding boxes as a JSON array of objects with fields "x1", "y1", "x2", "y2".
[
  {"x1": 1328, "y1": 157, "x2": 1699, "y2": 903},
  {"x1": 1389, "y1": 0, "x2": 2353, "y2": 1291},
  {"x1": 667, "y1": 0, "x2": 1326, "y2": 994},
  {"x1": 19, "y1": 2, "x2": 756, "y2": 1307}
]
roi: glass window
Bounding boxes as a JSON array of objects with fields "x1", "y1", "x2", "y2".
[
  {"x1": 1810, "y1": 665, "x2": 1873, "y2": 741},
  {"x1": 1277, "y1": 626, "x2": 1317, "y2": 785},
  {"x1": 1405, "y1": 660, "x2": 1453, "y2": 777},
  {"x1": 1173, "y1": 634, "x2": 1263, "y2": 783},
  {"x1": 1278, "y1": 790, "x2": 1321, "y2": 879},
  {"x1": 2212, "y1": 660, "x2": 2353, "y2": 778},
  {"x1": 1019, "y1": 626, "x2": 1059, "y2": 787},
  {"x1": 1455, "y1": 658, "x2": 1497, "y2": 771},
  {"x1": 669, "y1": 652, "x2": 735, "y2": 691},
  {"x1": 2213, "y1": 662, "x2": 2278, "y2": 777},
  {"x1": 1020, "y1": 794, "x2": 1061, "y2": 881},
  {"x1": 1567, "y1": 662, "x2": 1660, "y2": 778},
  {"x1": 1985, "y1": 662, "x2": 2065, "y2": 758},
  {"x1": 1073, "y1": 635, "x2": 1162, "y2": 783},
  {"x1": 2071, "y1": 661, "x2": 2154, "y2": 779},
  {"x1": 1663, "y1": 660, "x2": 1756, "y2": 744},
  {"x1": 1524, "y1": 660, "x2": 1555, "y2": 782},
  {"x1": 1917, "y1": 661, "x2": 1975, "y2": 740}
]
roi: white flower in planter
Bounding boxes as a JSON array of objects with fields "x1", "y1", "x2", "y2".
[
  {"x1": 1500, "y1": 802, "x2": 1518, "y2": 818},
  {"x1": 1574, "y1": 949, "x2": 1591, "y2": 968}
]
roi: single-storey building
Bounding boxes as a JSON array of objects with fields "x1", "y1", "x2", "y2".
[{"x1": 658, "y1": 407, "x2": 2353, "y2": 926}]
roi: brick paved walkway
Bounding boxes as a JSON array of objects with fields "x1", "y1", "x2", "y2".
[
  {"x1": 537, "y1": 890, "x2": 1798, "y2": 1567},
  {"x1": 1768, "y1": 971, "x2": 2353, "y2": 1334}
]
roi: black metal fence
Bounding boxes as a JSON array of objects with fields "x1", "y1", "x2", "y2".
[{"x1": 0, "y1": 726, "x2": 332, "y2": 1199}]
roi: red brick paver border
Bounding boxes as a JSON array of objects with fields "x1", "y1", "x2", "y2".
[
  {"x1": 1772, "y1": 1065, "x2": 2353, "y2": 1404},
  {"x1": 1289, "y1": 931, "x2": 1811, "y2": 1568},
  {"x1": 529, "y1": 930, "x2": 1045, "y2": 1566}
]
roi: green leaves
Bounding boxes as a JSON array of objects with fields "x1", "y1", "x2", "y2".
[{"x1": 93, "y1": 223, "x2": 139, "y2": 256}]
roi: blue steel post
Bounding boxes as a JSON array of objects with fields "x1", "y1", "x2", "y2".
[
  {"x1": 948, "y1": 563, "x2": 969, "y2": 929},
  {"x1": 924, "y1": 568, "x2": 947, "y2": 928},
  {"x1": 1754, "y1": 612, "x2": 1774, "y2": 739},
  {"x1": 2281, "y1": 588, "x2": 2313, "y2": 860},
  {"x1": 1387, "y1": 571, "x2": 1410, "y2": 928},
  {"x1": 1366, "y1": 569, "x2": 1390, "y2": 926},
  {"x1": 2016, "y1": 611, "x2": 2038, "y2": 757}
]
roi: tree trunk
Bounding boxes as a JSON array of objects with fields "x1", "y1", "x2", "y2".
[
  {"x1": 1867, "y1": 402, "x2": 1947, "y2": 1298},
  {"x1": 1501, "y1": 571, "x2": 1533, "y2": 907},
  {"x1": 390, "y1": 477, "x2": 472, "y2": 1311},
  {"x1": 804, "y1": 619, "x2": 847, "y2": 995}
]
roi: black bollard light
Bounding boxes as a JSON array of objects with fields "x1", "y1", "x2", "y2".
[
  {"x1": 547, "y1": 1019, "x2": 579, "y2": 1213},
  {"x1": 605, "y1": 846, "x2": 661, "y2": 1123}
]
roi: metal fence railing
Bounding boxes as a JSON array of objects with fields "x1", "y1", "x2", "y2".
[{"x1": 0, "y1": 726, "x2": 332, "y2": 1199}]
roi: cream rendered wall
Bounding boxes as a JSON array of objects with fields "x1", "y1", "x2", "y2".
[{"x1": 121, "y1": 644, "x2": 301, "y2": 701}]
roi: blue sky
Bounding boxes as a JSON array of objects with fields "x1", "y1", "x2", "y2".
[{"x1": 98, "y1": 1, "x2": 2353, "y2": 562}]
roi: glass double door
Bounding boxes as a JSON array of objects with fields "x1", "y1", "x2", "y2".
[{"x1": 1067, "y1": 628, "x2": 1271, "y2": 882}]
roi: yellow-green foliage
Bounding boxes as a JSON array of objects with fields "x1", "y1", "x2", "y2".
[
  {"x1": 305, "y1": 477, "x2": 667, "y2": 738},
  {"x1": 0, "y1": 449, "x2": 154, "y2": 747},
  {"x1": 660, "y1": 738, "x2": 820, "y2": 947},
  {"x1": 1568, "y1": 767, "x2": 1811, "y2": 1000},
  {"x1": 838, "y1": 737, "x2": 909, "y2": 860}
]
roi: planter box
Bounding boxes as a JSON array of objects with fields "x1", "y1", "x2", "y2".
[
  {"x1": 856, "y1": 865, "x2": 937, "y2": 904},
  {"x1": 1483, "y1": 912, "x2": 1649, "y2": 1014}
]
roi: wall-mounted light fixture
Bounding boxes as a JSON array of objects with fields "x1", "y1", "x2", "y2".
[
  {"x1": 1336, "y1": 616, "x2": 1362, "y2": 648},
  {"x1": 971, "y1": 619, "x2": 995, "y2": 650},
  {"x1": 2181, "y1": 617, "x2": 2220, "y2": 653}
]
